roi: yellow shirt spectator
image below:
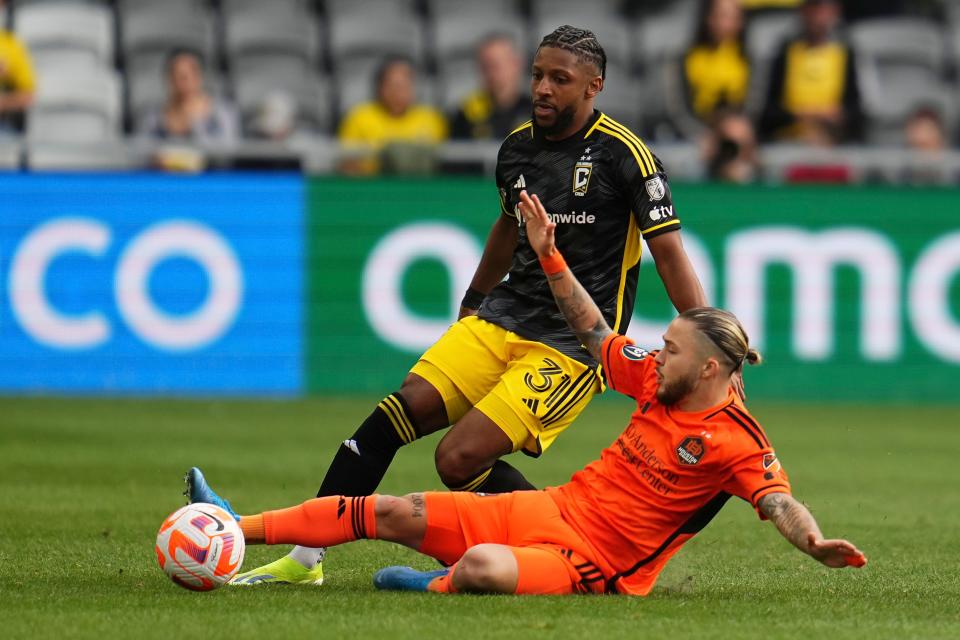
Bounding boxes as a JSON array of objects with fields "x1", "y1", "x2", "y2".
[
  {"x1": 0, "y1": 30, "x2": 35, "y2": 94},
  {"x1": 684, "y1": 40, "x2": 750, "y2": 118},
  {"x1": 338, "y1": 57, "x2": 448, "y2": 175},
  {"x1": 338, "y1": 101, "x2": 447, "y2": 149}
]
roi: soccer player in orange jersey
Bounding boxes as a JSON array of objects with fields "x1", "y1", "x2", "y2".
[{"x1": 203, "y1": 190, "x2": 866, "y2": 595}]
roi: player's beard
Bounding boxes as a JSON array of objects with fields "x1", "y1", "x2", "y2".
[
  {"x1": 533, "y1": 104, "x2": 576, "y2": 137},
  {"x1": 656, "y1": 370, "x2": 698, "y2": 406}
]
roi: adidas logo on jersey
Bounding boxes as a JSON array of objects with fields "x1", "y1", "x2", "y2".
[{"x1": 513, "y1": 174, "x2": 526, "y2": 190}]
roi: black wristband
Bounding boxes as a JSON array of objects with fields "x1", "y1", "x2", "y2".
[{"x1": 461, "y1": 287, "x2": 485, "y2": 309}]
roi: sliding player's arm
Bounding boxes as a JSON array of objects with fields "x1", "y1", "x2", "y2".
[
  {"x1": 519, "y1": 190, "x2": 611, "y2": 360},
  {"x1": 757, "y1": 492, "x2": 867, "y2": 569},
  {"x1": 459, "y1": 213, "x2": 518, "y2": 319}
]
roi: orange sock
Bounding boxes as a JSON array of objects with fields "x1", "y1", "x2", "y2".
[
  {"x1": 248, "y1": 496, "x2": 378, "y2": 547},
  {"x1": 238, "y1": 514, "x2": 265, "y2": 543},
  {"x1": 427, "y1": 564, "x2": 459, "y2": 594}
]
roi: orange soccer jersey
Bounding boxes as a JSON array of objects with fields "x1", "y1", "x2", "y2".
[{"x1": 546, "y1": 333, "x2": 791, "y2": 595}]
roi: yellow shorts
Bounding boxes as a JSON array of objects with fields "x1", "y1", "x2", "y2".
[{"x1": 410, "y1": 316, "x2": 600, "y2": 457}]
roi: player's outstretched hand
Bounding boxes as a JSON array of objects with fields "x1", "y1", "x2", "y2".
[
  {"x1": 519, "y1": 190, "x2": 556, "y2": 259},
  {"x1": 807, "y1": 533, "x2": 867, "y2": 569}
]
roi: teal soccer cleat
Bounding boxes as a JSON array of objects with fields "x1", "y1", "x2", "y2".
[
  {"x1": 373, "y1": 566, "x2": 450, "y2": 592},
  {"x1": 183, "y1": 467, "x2": 239, "y2": 521}
]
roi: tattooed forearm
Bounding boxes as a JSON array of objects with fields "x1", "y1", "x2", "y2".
[
  {"x1": 548, "y1": 268, "x2": 612, "y2": 359},
  {"x1": 758, "y1": 492, "x2": 823, "y2": 555},
  {"x1": 410, "y1": 493, "x2": 425, "y2": 518}
]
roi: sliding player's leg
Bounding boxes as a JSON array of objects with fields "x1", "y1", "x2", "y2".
[
  {"x1": 226, "y1": 377, "x2": 451, "y2": 585},
  {"x1": 423, "y1": 544, "x2": 585, "y2": 595}
]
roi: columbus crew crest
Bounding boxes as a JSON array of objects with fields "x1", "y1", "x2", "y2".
[{"x1": 573, "y1": 161, "x2": 592, "y2": 196}]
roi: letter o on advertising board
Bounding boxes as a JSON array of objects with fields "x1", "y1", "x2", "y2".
[
  {"x1": 115, "y1": 220, "x2": 243, "y2": 351},
  {"x1": 363, "y1": 222, "x2": 481, "y2": 351},
  {"x1": 909, "y1": 232, "x2": 960, "y2": 363}
]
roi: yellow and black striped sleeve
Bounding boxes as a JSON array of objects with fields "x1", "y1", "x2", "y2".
[
  {"x1": 600, "y1": 117, "x2": 681, "y2": 240},
  {"x1": 494, "y1": 120, "x2": 533, "y2": 219}
]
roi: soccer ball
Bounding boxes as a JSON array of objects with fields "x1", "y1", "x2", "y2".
[{"x1": 155, "y1": 503, "x2": 245, "y2": 591}]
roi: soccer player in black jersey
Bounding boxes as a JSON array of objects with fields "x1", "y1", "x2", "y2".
[{"x1": 206, "y1": 25, "x2": 709, "y2": 585}]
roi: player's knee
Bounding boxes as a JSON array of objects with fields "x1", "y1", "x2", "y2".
[
  {"x1": 399, "y1": 375, "x2": 446, "y2": 431},
  {"x1": 454, "y1": 546, "x2": 515, "y2": 593},
  {"x1": 434, "y1": 442, "x2": 486, "y2": 488},
  {"x1": 373, "y1": 495, "x2": 406, "y2": 527}
]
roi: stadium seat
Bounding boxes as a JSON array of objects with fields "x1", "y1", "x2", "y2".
[
  {"x1": 328, "y1": 2, "x2": 426, "y2": 70},
  {"x1": 437, "y1": 57, "x2": 477, "y2": 111},
  {"x1": 631, "y1": 8, "x2": 694, "y2": 136},
  {"x1": 0, "y1": 139, "x2": 21, "y2": 170},
  {"x1": 14, "y1": 2, "x2": 114, "y2": 66},
  {"x1": 120, "y1": 6, "x2": 216, "y2": 62},
  {"x1": 594, "y1": 61, "x2": 642, "y2": 132},
  {"x1": 745, "y1": 13, "x2": 801, "y2": 113},
  {"x1": 27, "y1": 141, "x2": 138, "y2": 170},
  {"x1": 432, "y1": 12, "x2": 526, "y2": 65},
  {"x1": 116, "y1": 0, "x2": 203, "y2": 17},
  {"x1": 223, "y1": 10, "x2": 321, "y2": 65},
  {"x1": 220, "y1": 0, "x2": 311, "y2": 20},
  {"x1": 231, "y1": 53, "x2": 332, "y2": 134},
  {"x1": 850, "y1": 19, "x2": 950, "y2": 142},
  {"x1": 425, "y1": 0, "x2": 518, "y2": 19},
  {"x1": 631, "y1": 7, "x2": 694, "y2": 70},
  {"x1": 28, "y1": 68, "x2": 122, "y2": 142},
  {"x1": 529, "y1": 0, "x2": 624, "y2": 21},
  {"x1": 325, "y1": 0, "x2": 418, "y2": 20},
  {"x1": 849, "y1": 18, "x2": 947, "y2": 75}
]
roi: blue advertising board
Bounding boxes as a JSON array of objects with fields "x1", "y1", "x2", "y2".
[{"x1": 0, "y1": 174, "x2": 303, "y2": 394}]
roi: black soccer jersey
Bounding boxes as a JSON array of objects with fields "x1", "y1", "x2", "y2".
[{"x1": 478, "y1": 110, "x2": 681, "y2": 367}]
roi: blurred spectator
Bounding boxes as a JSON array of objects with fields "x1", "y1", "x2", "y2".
[
  {"x1": 450, "y1": 33, "x2": 531, "y2": 140},
  {"x1": 682, "y1": 0, "x2": 750, "y2": 122},
  {"x1": 250, "y1": 91, "x2": 298, "y2": 142},
  {"x1": 901, "y1": 106, "x2": 950, "y2": 184},
  {"x1": 702, "y1": 108, "x2": 759, "y2": 183},
  {"x1": 0, "y1": 0, "x2": 36, "y2": 134},
  {"x1": 759, "y1": 0, "x2": 864, "y2": 146},
  {"x1": 139, "y1": 49, "x2": 239, "y2": 145},
  {"x1": 904, "y1": 106, "x2": 947, "y2": 153},
  {"x1": 338, "y1": 56, "x2": 448, "y2": 175}
]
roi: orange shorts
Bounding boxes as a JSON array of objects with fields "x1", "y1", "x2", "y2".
[{"x1": 419, "y1": 491, "x2": 608, "y2": 594}]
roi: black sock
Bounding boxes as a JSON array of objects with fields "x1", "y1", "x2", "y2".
[
  {"x1": 445, "y1": 460, "x2": 536, "y2": 493},
  {"x1": 317, "y1": 393, "x2": 419, "y2": 497}
]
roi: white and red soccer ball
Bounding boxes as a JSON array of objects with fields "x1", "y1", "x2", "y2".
[{"x1": 155, "y1": 503, "x2": 245, "y2": 591}]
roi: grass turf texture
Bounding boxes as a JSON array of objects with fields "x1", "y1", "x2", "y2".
[{"x1": 1, "y1": 396, "x2": 958, "y2": 639}]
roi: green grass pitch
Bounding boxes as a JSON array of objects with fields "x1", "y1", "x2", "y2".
[{"x1": 1, "y1": 395, "x2": 958, "y2": 639}]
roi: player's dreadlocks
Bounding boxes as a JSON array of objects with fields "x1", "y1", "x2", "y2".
[{"x1": 538, "y1": 25, "x2": 607, "y2": 80}]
